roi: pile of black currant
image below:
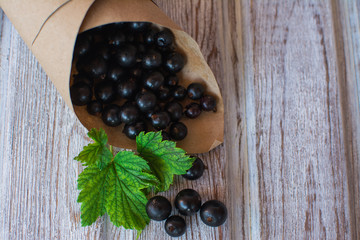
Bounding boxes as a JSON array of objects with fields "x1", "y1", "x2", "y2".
[
  {"x1": 146, "y1": 156, "x2": 227, "y2": 237},
  {"x1": 70, "y1": 22, "x2": 217, "y2": 140}
]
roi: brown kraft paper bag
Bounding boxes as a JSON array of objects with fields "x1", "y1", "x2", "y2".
[{"x1": 0, "y1": 0, "x2": 224, "y2": 153}]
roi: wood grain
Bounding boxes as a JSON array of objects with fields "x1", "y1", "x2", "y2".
[{"x1": 1, "y1": 0, "x2": 360, "y2": 239}]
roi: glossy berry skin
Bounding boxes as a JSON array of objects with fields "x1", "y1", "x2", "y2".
[
  {"x1": 116, "y1": 78, "x2": 138, "y2": 99},
  {"x1": 136, "y1": 91, "x2": 157, "y2": 112},
  {"x1": 123, "y1": 121, "x2": 147, "y2": 139},
  {"x1": 169, "y1": 122, "x2": 187, "y2": 140},
  {"x1": 144, "y1": 25, "x2": 160, "y2": 45},
  {"x1": 200, "y1": 95, "x2": 217, "y2": 112},
  {"x1": 143, "y1": 71, "x2": 164, "y2": 91},
  {"x1": 95, "y1": 81, "x2": 116, "y2": 103},
  {"x1": 165, "y1": 52, "x2": 185, "y2": 73},
  {"x1": 107, "y1": 66, "x2": 127, "y2": 83},
  {"x1": 108, "y1": 32, "x2": 126, "y2": 46},
  {"x1": 73, "y1": 73, "x2": 94, "y2": 87},
  {"x1": 87, "y1": 100, "x2": 103, "y2": 115},
  {"x1": 70, "y1": 82, "x2": 92, "y2": 106},
  {"x1": 129, "y1": 22, "x2": 150, "y2": 32},
  {"x1": 144, "y1": 104, "x2": 161, "y2": 119},
  {"x1": 155, "y1": 28, "x2": 175, "y2": 48},
  {"x1": 187, "y1": 83, "x2": 205, "y2": 100},
  {"x1": 142, "y1": 49, "x2": 162, "y2": 69},
  {"x1": 120, "y1": 104, "x2": 140, "y2": 124},
  {"x1": 77, "y1": 55, "x2": 107, "y2": 80},
  {"x1": 174, "y1": 189, "x2": 201, "y2": 216},
  {"x1": 165, "y1": 102, "x2": 183, "y2": 122},
  {"x1": 172, "y1": 86, "x2": 187, "y2": 100},
  {"x1": 146, "y1": 196, "x2": 172, "y2": 221},
  {"x1": 157, "y1": 86, "x2": 171, "y2": 101},
  {"x1": 182, "y1": 157, "x2": 205, "y2": 180},
  {"x1": 165, "y1": 75, "x2": 179, "y2": 87},
  {"x1": 164, "y1": 216, "x2": 186, "y2": 237},
  {"x1": 161, "y1": 131, "x2": 171, "y2": 140},
  {"x1": 116, "y1": 44, "x2": 137, "y2": 67},
  {"x1": 74, "y1": 33, "x2": 92, "y2": 57},
  {"x1": 185, "y1": 102, "x2": 202, "y2": 119},
  {"x1": 101, "y1": 104, "x2": 121, "y2": 127},
  {"x1": 200, "y1": 200, "x2": 228, "y2": 227},
  {"x1": 151, "y1": 112, "x2": 171, "y2": 130},
  {"x1": 93, "y1": 43, "x2": 111, "y2": 61}
]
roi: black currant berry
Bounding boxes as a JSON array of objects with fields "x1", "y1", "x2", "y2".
[
  {"x1": 77, "y1": 55, "x2": 107, "y2": 80},
  {"x1": 157, "y1": 86, "x2": 171, "y2": 101},
  {"x1": 169, "y1": 122, "x2": 187, "y2": 140},
  {"x1": 185, "y1": 102, "x2": 202, "y2": 119},
  {"x1": 116, "y1": 78, "x2": 138, "y2": 99},
  {"x1": 136, "y1": 91, "x2": 157, "y2": 112},
  {"x1": 165, "y1": 75, "x2": 179, "y2": 87},
  {"x1": 174, "y1": 189, "x2": 201, "y2": 216},
  {"x1": 93, "y1": 43, "x2": 111, "y2": 61},
  {"x1": 70, "y1": 82, "x2": 92, "y2": 106},
  {"x1": 108, "y1": 32, "x2": 126, "y2": 46},
  {"x1": 182, "y1": 157, "x2": 205, "y2": 180},
  {"x1": 173, "y1": 86, "x2": 187, "y2": 100},
  {"x1": 144, "y1": 25, "x2": 160, "y2": 45},
  {"x1": 164, "y1": 216, "x2": 186, "y2": 237},
  {"x1": 143, "y1": 71, "x2": 164, "y2": 91},
  {"x1": 142, "y1": 49, "x2": 162, "y2": 69},
  {"x1": 187, "y1": 83, "x2": 205, "y2": 100},
  {"x1": 116, "y1": 44, "x2": 137, "y2": 67},
  {"x1": 129, "y1": 22, "x2": 150, "y2": 32},
  {"x1": 107, "y1": 65, "x2": 127, "y2": 83},
  {"x1": 151, "y1": 112, "x2": 171, "y2": 130},
  {"x1": 123, "y1": 121, "x2": 147, "y2": 139},
  {"x1": 94, "y1": 81, "x2": 116, "y2": 103},
  {"x1": 200, "y1": 95, "x2": 217, "y2": 112},
  {"x1": 165, "y1": 52, "x2": 186, "y2": 73},
  {"x1": 165, "y1": 102, "x2": 183, "y2": 122},
  {"x1": 200, "y1": 200, "x2": 228, "y2": 227},
  {"x1": 73, "y1": 73, "x2": 94, "y2": 87},
  {"x1": 155, "y1": 28, "x2": 175, "y2": 48},
  {"x1": 74, "y1": 33, "x2": 92, "y2": 57},
  {"x1": 144, "y1": 104, "x2": 161, "y2": 119},
  {"x1": 101, "y1": 104, "x2": 121, "y2": 127},
  {"x1": 130, "y1": 65, "x2": 143, "y2": 79},
  {"x1": 161, "y1": 131, "x2": 171, "y2": 140},
  {"x1": 87, "y1": 100, "x2": 103, "y2": 115},
  {"x1": 120, "y1": 104, "x2": 140, "y2": 124},
  {"x1": 146, "y1": 196, "x2": 172, "y2": 221}
]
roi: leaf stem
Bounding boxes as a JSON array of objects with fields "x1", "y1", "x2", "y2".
[{"x1": 109, "y1": 145, "x2": 113, "y2": 155}]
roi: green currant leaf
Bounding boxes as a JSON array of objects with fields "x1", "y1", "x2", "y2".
[
  {"x1": 74, "y1": 128, "x2": 112, "y2": 170},
  {"x1": 136, "y1": 131, "x2": 194, "y2": 191}
]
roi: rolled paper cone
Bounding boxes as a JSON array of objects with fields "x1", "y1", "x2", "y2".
[{"x1": 0, "y1": 0, "x2": 224, "y2": 153}]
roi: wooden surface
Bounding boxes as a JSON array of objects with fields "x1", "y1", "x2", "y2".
[{"x1": 1, "y1": 0, "x2": 359, "y2": 239}]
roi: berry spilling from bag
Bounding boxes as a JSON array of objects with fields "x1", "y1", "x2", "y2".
[{"x1": 70, "y1": 22, "x2": 217, "y2": 141}]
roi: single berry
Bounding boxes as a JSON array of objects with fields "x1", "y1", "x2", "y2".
[
  {"x1": 151, "y1": 112, "x2": 171, "y2": 130},
  {"x1": 116, "y1": 78, "x2": 138, "y2": 99},
  {"x1": 164, "y1": 216, "x2": 186, "y2": 237},
  {"x1": 87, "y1": 100, "x2": 103, "y2": 115},
  {"x1": 169, "y1": 122, "x2": 187, "y2": 140},
  {"x1": 173, "y1": 86, "x2": 187, "y2": 100},
  {"x1": 70, "y1": 82, "x2": 92, "y2": 106},
  {"x1": 157, "y1": 86, "x2": 171, "y2": 101},
  {"x1": 129, "y1": 22, "x2": 150, "y2": 32},
  {"x1": 146, "y1": 196, "x2": 172, "y2": 221},
  {"x1": 73, "y1": 73, "x2": 94, "y2": 87},
  {"x1": 120, "y1": 104, "x2": 140, "y2": 124},
  {"x1": 107, "y1": 65, "x2": 127, "y2": 82},
  {"x1": 165, "y1": 52, "x2": 186, "y2": 73},
  {"x1": 136, "y1": 91, "x2": 157, "y2": 112},
  {"x1": 116, "y1": 44, "x2": 137, "y2": 67},
  {"x1": 93, "y1": 43, "x2": 111, "y2": 61},
  {"x1": 165, "y1": 75, "x2": 179, "y2": 87},
  {"x1": 77, "y1": 55, "x2": 107, "y2": 80},
  {"x1": 74, "y1": 33, "x2": 92, "y2": 57},
  {"x1": 144, "y1": 25, "x2": 160, "y2": 45},
  {"x1": 95, "y1": 81, "x2": 116, "y2": 103},
  {"x1": 144, "y1": 104, "x2": 161, "y2": 119},
  {"x1": 108, "y1": 32, "x2": 126, "y2": 46},
  {"x1": 182, "y1": 157, "x2": 205, "y2": 180},
  {"x1": 200, "y1": 95, "x2": 217, "y2": 112},
  {"x1": 143, "y1": 71, "x2": 164, "y2": 91},
  {"x1": 185, "y1": 102, "x2": 202, "y2": 119},
  {"x1": 161, "y1": 131, "x2": 171, "y2": 140},
  {"x1": 200, "y1": 200, "x2": 228, "y2": 227},
  {"x1": 174, "y1": 189, "x2": 201, "y2": 216},
  {"x1": 187, "y1": 83, "x2": 205, "y2": 100},
  {"x1": 142, "y1": 49, "x2": 162, "y2": 69},
  {"x1": 155, "y1": 28, "x2": 175, "y2": 48},
  {"x1": 123, "y1": 121, "x2": 147, "y2": 139},
  {"x1": 102, "y1": 104, "x2": 121, "y2": 127},
  {"x1": 165, "y1": 102, "x2": 183, "y2": 122}
]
